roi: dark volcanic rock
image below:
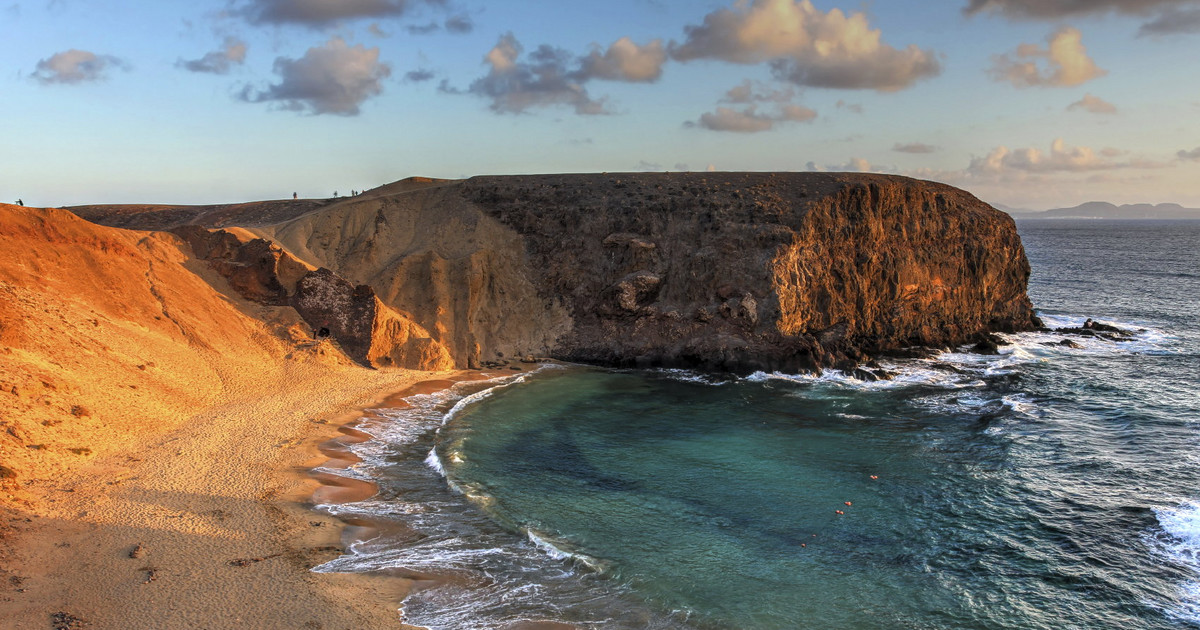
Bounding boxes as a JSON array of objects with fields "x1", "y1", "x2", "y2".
[
  {"x1": 458, "y1": 172, "x2": 1038, "y2": 373},
  {"x1": 74, "y1": 172, "x2": 1040, "y2": 374},
  {"x1": 169, "y1": 226, "x2": 452, "y2": 370},
  {"x1": 291, "y1": 269, "x2": 377, "y2": 365},
  {"x1": 170, "y1": 226, "x2": 303, "y2": 305}
]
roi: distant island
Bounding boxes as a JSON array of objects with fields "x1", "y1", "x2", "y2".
[{"x1": 996, "y1": 201, "x2": 1200, "y2": 220}]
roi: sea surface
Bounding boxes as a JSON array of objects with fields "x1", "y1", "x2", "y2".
[{"x1": 316, "y1": 219, "x2": 1200, "y2": 629}]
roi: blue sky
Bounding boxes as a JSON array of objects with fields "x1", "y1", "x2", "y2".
[{"x1": 2, "y1": 0, "x2": 1199, "y2": 209}]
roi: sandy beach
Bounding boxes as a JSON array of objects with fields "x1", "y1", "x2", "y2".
[{"x1": 0, "y1": 360, "x2": 463, "y2": 629}]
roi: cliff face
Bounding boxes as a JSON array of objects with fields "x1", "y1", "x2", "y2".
[
  {"x1": 72, "y1": 172, "x2": 1038, "y2": 373},
  {"x1": 455, "y1": 173, "x2": 1035, "y2": 372},
  {"x1": 170, "y1": 226, "x2": 454, "y2": 371}
]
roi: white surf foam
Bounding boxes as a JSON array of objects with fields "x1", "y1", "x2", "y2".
[{"x1": 1148, "y1": 501, "x2": 1200, "y2": 624}]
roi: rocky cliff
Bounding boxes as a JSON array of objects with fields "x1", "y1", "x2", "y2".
[
  {"x1": 170, "y1": 226, "x2": 454, "y2": 371},
  {"x1": 71, "y1": 172, "x2": 1039, "y2": 374}
]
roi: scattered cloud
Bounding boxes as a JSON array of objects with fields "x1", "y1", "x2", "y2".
[
  {"x1": 1138, "y1": 7, "x2": 1200, "y2": 34},
  {"x1": 723, "y1": 79, "x2": 795, "y2": 103},
  {"x1": 31, "y1": 49, "x2": 127, "y2": 84},
  {"x1": 669, "y1": 0, "x2": 940, "y2": 91},
  {"x1": 807, "y1": 157, "x2": 874, "y2": 172},
  {"x1": 178, "y1": 37, "x2": 248, "y2": 74},
  {"x1": 635, "y1": 160, "x2": 663, "y2": 171},
  {"x1": 239, "y1": 37, "x2": 390, "y2": 115},
  {"x1": 579, "y1": 37, "x2": 667, "y2": 82},
  {"x1": 405, "y1": 14, "x2": 471, "y2": 35},
  {"x1": 988, "y1": 27, "x2": 1106, "y2": 88},
  {"x1": 673, "y1": 162, "x2": 690, "y2": 171},
  {"x1": 1067, "y1": 93, "x2": 1117, "y2": 114},
  {"x1": 968, "y1": 138, "x2": 1141, "y2": 175},
  {"x1": 1179, "y1": 147, "x2": 1200, "y2": 160},
  {"x1": 444, "y1": 13, "x2": 473, "y2": 34},
  {"x1": 405, "y1": 68, "x2": 435, "y2": 82},
  {"x1": 963, "y1": 0, "x2": 1195, "y2": 19},
  {"x1": 237, "y1": 0, "x2": 444, "y2": 28},
  {"x1": 836, "y1": 99, "x2": 864, "y2": 113},
  {"x1": 689, "y1": 107, "x2": 775, "y2": 132},
  {"x1": 893, "y1": 142, "x2": 938, "y2": 154},
  {"x1": 685, "y1": 79, "x2": 815, "y2": 132},
  {"x1": 367, "y1": 22, "x2": 389, "y2": 37},
  {"x1": 459, "y1": 33, "x2": 667, "y2": 115},
  {"x1": 406, "y1": 21, "x2": 439, "y2": 35},
  {"x1": 465, "y1": 33, "x2": 607, "y2": 115},
  {"x1": 687, "y1": 102, "x2": 816, "y2": 133}
]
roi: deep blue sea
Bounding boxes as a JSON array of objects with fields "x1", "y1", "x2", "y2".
[{"x1": 316, "y1": 220, "x2": 1200, "y2": 630}]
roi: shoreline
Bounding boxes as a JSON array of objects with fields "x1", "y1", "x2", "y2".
[
  {"x1": 0, "y1": 363, "x2": 457, "y2": 629},
  {"x1": 304, "y1": 374, "x2": 488, "y2": 630},
  {"x1": 308, "y1": 366, "x2": 582, "y2": 630}
]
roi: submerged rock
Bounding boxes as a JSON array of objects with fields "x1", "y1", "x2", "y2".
[{"x1": 1053, "y1": 318, "x2": 1136, "y2": 342}]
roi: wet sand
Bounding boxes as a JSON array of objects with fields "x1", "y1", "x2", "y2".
[{"x1": 309, "y1": 370, "x2": 579, "y2": 630}]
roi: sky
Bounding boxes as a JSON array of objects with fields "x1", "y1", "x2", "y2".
[{"x1": 2, "y1": 0, "x2": 1199, "y2": 210}]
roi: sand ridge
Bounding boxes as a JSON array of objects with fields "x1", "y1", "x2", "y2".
[{"x1": 0, "y1": 203, "x2": 451, "y2": 628}]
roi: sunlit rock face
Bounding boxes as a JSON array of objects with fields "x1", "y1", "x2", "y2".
[
  {"x1": 459, "y1": 172, "x2": 1037, "y2": 373},
  {"x1": 74, "y1": 172, "x2": 1038, "y2": 374}
]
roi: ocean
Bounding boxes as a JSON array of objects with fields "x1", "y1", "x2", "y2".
[{"x1": 315, "y1": 219, "x2": 1200, "y2": 630}]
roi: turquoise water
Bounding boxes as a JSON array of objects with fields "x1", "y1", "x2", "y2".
[{"x1": 317, "y1": 220, "x2": 1200, "y2": 629}]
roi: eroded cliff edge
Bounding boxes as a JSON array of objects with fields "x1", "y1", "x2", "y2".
[{"x1": 71, "y1": 172, "x2": 1039, "y2": 374}]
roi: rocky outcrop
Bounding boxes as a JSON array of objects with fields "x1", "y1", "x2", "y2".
[
  {"x1": 455, "y1": 172, "x2": 1037, "y2": 372},
  {"x1": 171, "y1": 226, "x2": 453, "y2": 371},
  {"x1": 76, "y1": 172, "x2": 1039, "y2": 374}
]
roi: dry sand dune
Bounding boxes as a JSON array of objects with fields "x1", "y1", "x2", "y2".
[{"x1": 0, "y1": 203, "x2": 445, "y2": 628}]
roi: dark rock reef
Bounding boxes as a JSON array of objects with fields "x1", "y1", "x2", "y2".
[{"x1": 72, "y1": 172, "x2": 1039, "y2": 374}]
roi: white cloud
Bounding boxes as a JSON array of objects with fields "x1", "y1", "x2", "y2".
[
  {"x1": 686, "y1": 79, "x2": 815, "y2": 132},
  {"x1": 579, "y1": 37, "x2": 666, "y2": 82},
  {"x1": 1067, "y1": 93, "x2": 1117, "y2": 114},
  {"x1": 178, "y1": 37, "x2": 247, "y2": 74},
  {"x1": 465, "y1": 33, "x2": 608, "y2": 115},
  {"x1": 460, "y1": 34, "x2": 666, "y2": 115},
  {"x1": 722, "y1": 79, "x2": 795, "y2": 103},
  {"x1": 239, "y1": 37, "x2": 391, "y2": 115},
  {"x1": 966, "y1": 138, "x2": 1164, "y2": 175},
  {"x1": 687, "y1": 102, "x2": 816, "y2": 133},
  {"x1": 32, "y1": 49, "x2": 127, "y2": 84},
  {"x1": 989, "y1": 27, "x2": 1106, "y2": 88},
  {"x1": 669, "y1": 0, "x2": 940, "y2": 91},
  {"x1": 807, "y1": 157, "x2": 874, "y2": 172},
  {"x1": 1179, "y1": 147, "x2": 1200, "y2": 160},
  {"x1": 691, "y1": 106, "x2": 776, "y2": 132},
  {"x1": 893, "y1": 142, "x2": 938, "y2": 154}
]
